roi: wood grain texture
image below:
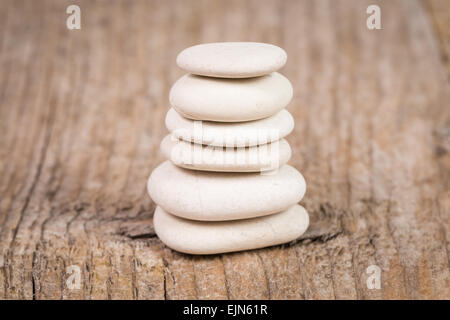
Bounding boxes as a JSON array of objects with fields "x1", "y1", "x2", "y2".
[{"x1": 0, "y1": 0, "x2": 449, "y2": 300}]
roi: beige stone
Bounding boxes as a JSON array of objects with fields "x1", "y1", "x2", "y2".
[
  {"x1": 169, "y1": 72, "x2": 293, "y2": 122},
  {"x1": 147, "y1": 161, "x2": 306, "y2": 221},
  {"x1": 153, "y1": 205, "x2": 309, "y2": 255},
  {"x1": 165, "y1": 108, "x2": 294, "y2": 147},
  {"x1": 176, "y1": 42, "x2": 287, "y2": 78}
]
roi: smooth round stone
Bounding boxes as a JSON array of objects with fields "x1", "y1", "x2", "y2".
[
  {"x1": 176, "y1": 42, "x2": 287, "y2": 78},
  {"x1": 161, "y1": 134, "x2": 292, "y2": 172},
  {"x1": 169, "y1": 72, "x2": 293, "y2": 122},
  {"x1": 147, "y1": 161, "x2": 306, "y2": 221},
  {"x1": 165, "y1": 108, "x2": 294, "y2": 147},
  {"x1": 154, "y1": 204, "x2": 309, "y2": 255}
]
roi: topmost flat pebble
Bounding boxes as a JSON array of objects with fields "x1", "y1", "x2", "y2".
[{"x1": 176, "y1": 42, "x2": 287, "y2": 78}]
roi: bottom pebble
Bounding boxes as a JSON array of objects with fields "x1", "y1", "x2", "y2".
[{"x1": 154, "y1": 204, "x2": 309, "y2": 255}]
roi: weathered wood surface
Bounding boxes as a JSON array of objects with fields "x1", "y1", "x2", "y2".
[{"x1": 0, "y1": 0, "x2": 449, "y2": 300}]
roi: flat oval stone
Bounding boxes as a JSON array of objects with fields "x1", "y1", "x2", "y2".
[
  {"x1": 165, "y1": 108, "x2": 294, "y2": 147},
  {"x1": 176, "y1": 42, "x2": 287, "y2": 78},
  {"x1": 154, "y1": 204, "x2": 309, "y2": 255},
  {"x1": 161, "y1": 134, "x2": 292, "y2": 172},
  {"x1": 147, "y1": 161, "x2": 306, "y2": 221},
  {"x1": 169, "y1": 72, "x2": 293, "y2": 122}
]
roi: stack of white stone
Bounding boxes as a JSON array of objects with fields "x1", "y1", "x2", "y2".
[{"x1": 148, "y1": 42, "x2": 309, "y2": 255}]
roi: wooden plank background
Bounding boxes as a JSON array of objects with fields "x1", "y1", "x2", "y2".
[{"x1": 0, "y1": 0, "x2": 449, "y2": 300}]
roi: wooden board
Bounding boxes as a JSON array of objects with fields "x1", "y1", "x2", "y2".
[{"x1": 0, "y1": 0, "x2": 449, "y2": 299}]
